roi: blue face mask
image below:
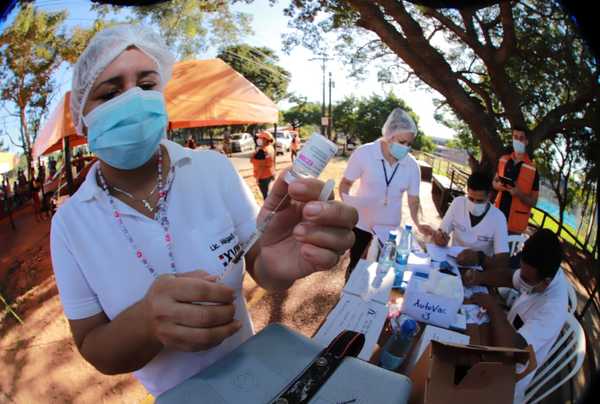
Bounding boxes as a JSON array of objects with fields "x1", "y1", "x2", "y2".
[
  {"x1": 389, "y1": 143, "x2": 410, "y2": 161},
  {"x1": 513, "y1": 139, "x2": 526, "y2": 154},
  {"x1": 83, "y1": 87, "x2": 167, "y2": 170}
]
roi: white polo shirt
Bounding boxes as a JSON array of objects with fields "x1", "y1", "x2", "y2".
[
  {"x1": 342, "y1": 139, "x2": 420, "y2": 231},
  {"x1": 50, "y1": 139, "x2": 259, "y2": 396},
  {"x1": 508, "y1": 269, "x2": 568, "y2": 403},
  {"x1": 439, "y1": 196, "x2": 509, "y2": 256}
]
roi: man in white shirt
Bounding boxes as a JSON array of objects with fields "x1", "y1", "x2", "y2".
[
  {"x1": 463, "y1": 229, "x2": 569, "y2": 403},
  {"x1": 339, "y1": 108, "x2": 434, "y2": 279},
  {"x1": 432, "y1": 171, "x2": 509, "y2": 270}
]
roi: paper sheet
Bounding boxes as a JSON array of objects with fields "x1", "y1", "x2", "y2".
[
  {"x1": 314, "y1": 259, "x2": 395, "y2": 360},
  {"x1": 426, "y1": 243, "x2": 465, "y2": 262},
  {"x1": 462, "y1": 304, "x2": 491, "y2": 325},
  {"x1": 463, "y1": 285, "x2": 489, "y2": 299}
]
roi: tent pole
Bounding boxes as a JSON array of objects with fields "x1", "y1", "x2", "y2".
[
  {"x1": 63, "y1": 137, "x2": 74, "y2": 196},
  {"x1": 273, "y1": 123, "x2": 277, "y2": 171}
]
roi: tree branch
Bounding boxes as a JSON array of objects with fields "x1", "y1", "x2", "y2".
[
  {"x1": 531, "y1": 90, "x2": 599, "y2": 149},
  {"x1": 497, "y1": 1, "x2": 517, "y2": 64}
]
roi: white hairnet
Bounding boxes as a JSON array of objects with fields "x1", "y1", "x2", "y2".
[
  {"x1": 381, "y1": 108, "x2": 417, "y2": 140},
  {"x1": 71, "y1": 24, "x2": 175, "y2": 136}
]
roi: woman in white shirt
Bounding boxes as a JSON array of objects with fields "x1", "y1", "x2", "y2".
[
  {"x1": 50, "y1": 25, "x2": 357, "y2": 396},
  {"x1": 339, "y1": 108, "x2": 434, "y2": 279}
]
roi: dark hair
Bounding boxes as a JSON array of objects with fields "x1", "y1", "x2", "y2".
[
  {"x1": 521, "y1": 229, "x2": 563, "y2": 278},
  {"x1": 467, "y1": 171, "x2": 492, "y2": 193},
  {"x1": 512, "y1": 125, "x2": 528, "y2": 135}
]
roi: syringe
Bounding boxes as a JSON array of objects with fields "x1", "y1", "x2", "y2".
[{"x1": 217, "y1": 179, "x2": 336, "y2": 281}]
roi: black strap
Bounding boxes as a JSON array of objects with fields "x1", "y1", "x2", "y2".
[
  {"x1": 381, "y1": 159, "x2": 400, "y2": 188},
  {"x1": 270, "y1": 330, "x2": 365, "y2": 404}
]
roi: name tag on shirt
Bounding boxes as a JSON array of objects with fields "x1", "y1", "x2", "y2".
[{"x1": 477, "y1": 235, "x2": 493, "y2": 242}]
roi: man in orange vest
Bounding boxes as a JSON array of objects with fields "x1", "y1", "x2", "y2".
[
  {"x1": 493, "y1": 126, "x2": 540, "y2": 234},
  {"x1": 251, "y1": 131, "x2": 276, "y2": 201}
]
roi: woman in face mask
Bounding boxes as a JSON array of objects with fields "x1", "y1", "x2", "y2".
[
  {"x1": 338, "y1": 108, "x2": 434, "y2": 280},
  {"x1": 51, "y1": 24, "x2": 358, "y2": 397},
  {"x1": 250, "y1": 131, "x2": 275, "y2": 201}
]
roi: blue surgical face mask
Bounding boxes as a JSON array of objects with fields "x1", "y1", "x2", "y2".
[
  {"x1": 83, "y1": 87, "x2": 167, "y2": 170},
  {"x1": 389, "y1": 143, "x2": 410, "y2": 161},
  {"x1": 513, "y1": 139, "x2": 526, "y2": 154}
]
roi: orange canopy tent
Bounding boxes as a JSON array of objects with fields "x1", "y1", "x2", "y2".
[
  {"x1": 165, "y1": 58, "x2": 278, "y2": 129},
  {"x1": 32, "y1": 91, "x2": 86, "y2": 159},
  {"x1": 32, "y1": 59, "x2": 278, "y2": 158}
]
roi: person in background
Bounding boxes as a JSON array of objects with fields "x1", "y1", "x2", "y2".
[
  {"x1": 493, "y1": 126, "x2": 539, "y2": 235},
  {"x1": 49, "y1": 157, "x2": 58, "y2": 178},
  {"x1": 462, "y1": 229, "x2": 568, "y2": 404},
  {"x1": 185, "y1": 135, "x2": 197, "y2": 150},
  {"x1": 251, "y1": 131, "x2": 276, "y2": 201},
  {"x1": 31, "y1": 177, "x2": 44, "y2": 221},
  {"x1": 290, "y1": 132, "x2": 300, "y2": 162},
  {"x1": 222, "y1": 131, "x2": 232, "y2": 157},
  {"x1": 432, "y1": 171, "x2": 509, "y2": 270},
  {"x1": 339, "y1": 108, "x2": 434, "y2": 280}
]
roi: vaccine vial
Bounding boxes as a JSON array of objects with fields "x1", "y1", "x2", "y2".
[{"x1": 284, "y1": 133, "x2": 338, "y2": 183}]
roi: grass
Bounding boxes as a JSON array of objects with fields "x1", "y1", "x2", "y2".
[{"x1": 529, "y1": 208, "x2": 595, "y2": 254}]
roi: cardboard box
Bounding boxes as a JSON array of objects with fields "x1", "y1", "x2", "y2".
[
  {"x1": 408, "y1": 341, "x2": 534, "y2": 404},
  {"x1": 401, "y1": 272, "x2": 464, "y2": 328},
  {"x1": 403, "y1": 325, "x2": 470, "y2": 374}
]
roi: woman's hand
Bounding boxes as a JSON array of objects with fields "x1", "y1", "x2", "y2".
[
  {"x1": 432, "y1": 229, "x2": 449, "y2": 246},
  {"x1": 143, "y1": 270, "x2": 242, "y2": 352},
  {"x1": 253, "y1": 172, "x2": 358, "y2": 286}
]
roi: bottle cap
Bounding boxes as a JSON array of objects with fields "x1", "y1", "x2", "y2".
[
  {"x1": 388, "y1": 230, "x2": 398, "y2": 241},
  {"x1": 401, "y1": 318, "x2": 417, "y2": 335},
  {"x1": 405, "y1": 225, "x2": 413, "y2": 231}
]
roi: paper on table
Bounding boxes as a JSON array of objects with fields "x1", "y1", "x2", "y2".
[
  {"x1": 462, "y1": 304, "x2": 491, "y2": 325},
  {"x1": 426, "y1": 243, "x2": 465, "y2": 262},
  {"x1": 404, "y1": 325, "x2": 470, "y2": 373},
  {"x1": 314, "y1": 259, "x2": 395, "y2": 360},
  {"x1": 463, "y1": 285, "x2": 489, "y2": 299}
]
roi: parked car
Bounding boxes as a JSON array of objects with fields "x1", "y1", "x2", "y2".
[
  {"x1": 274, "y1": 131, "x2": 293, "y2": 154},
  {"x1": 230, "y1": 132, "x2": 255, "y2": 153}
]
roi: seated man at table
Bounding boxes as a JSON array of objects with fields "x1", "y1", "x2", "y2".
[
  {"x1": 463, "y1": 229, "x2": 569, "y2": 404},
  {"x1": 432, "y1": 171, "x2": 509, "y2": 270}
]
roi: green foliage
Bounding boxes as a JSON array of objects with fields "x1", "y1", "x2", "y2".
[
  {"x1": 282, "y1": 97, "x2": 322, "y2": 130},
  {"x1": 0, "y1": 4, "x2": 102, "y2": 169},
  {"x1": 217, "y1": 44, "x2": 291, "y2": 102},
  {"x1": 282, "y1": 0, "x2": 598, "y2": 185},
  {"x1": 353, "y1": 93, "x2": 423, "y2": 144},
  {"x1": 115, "y1": 0, "x2": 254, "y2": 59},
  {"x1": 332, "y1": 95, "x2": 359, "y2": 138},
  {"x1": 414, "y1": 133, "x2": 436, "y2": 153}
]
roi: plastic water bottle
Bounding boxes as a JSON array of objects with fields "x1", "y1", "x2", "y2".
[
  {"x1": 379, "y1": 315, "x2": 418, "y2": 371},
  {"x1": 396, "y1": 225, "x2": 413, "y2": 266},
  {"x1": 378, "y1": 230, "x2": 397, "y2": 271},
  {"x1": 393, "y1": 225, "x2": 412, "y2": 288}
]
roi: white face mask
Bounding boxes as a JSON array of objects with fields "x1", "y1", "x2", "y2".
[
  {"x1": 466, "y1": 199, "x2": 488, "y2": 216},
  {"x1": 512, "y1": 269, "x2": 541, "y2": 295},
  {"x1": 257, "y1": 139, "x2": 264, "y2": 146}
]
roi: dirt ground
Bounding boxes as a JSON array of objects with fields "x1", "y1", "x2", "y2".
[{"x1": 1, "y1": 156, "x2": 595, "y2": 403}]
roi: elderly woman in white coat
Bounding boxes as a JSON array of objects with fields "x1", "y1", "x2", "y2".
[{"x1": 339, "y1": 108, "x2": 433, "y2": 279}]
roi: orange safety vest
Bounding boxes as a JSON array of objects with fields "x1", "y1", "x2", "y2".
[
  {"x1": 251, "y1": 146, "x2": 275, "y2": 180},
  {"x1": 495, "y1": 153, "x2": 537, "y2": 233}
]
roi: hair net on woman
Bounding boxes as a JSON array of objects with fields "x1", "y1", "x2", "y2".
[
  {"x1": 381, "y1": 108, "x2": 417, "y2": 140},
  {"x1": 70, "y1": 24, "x2": 176, "y2": 136}
]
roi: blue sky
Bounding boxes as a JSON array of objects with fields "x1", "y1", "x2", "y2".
[{"x1": 0, "y1": 0, "x2": 454, "y2": 154}]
